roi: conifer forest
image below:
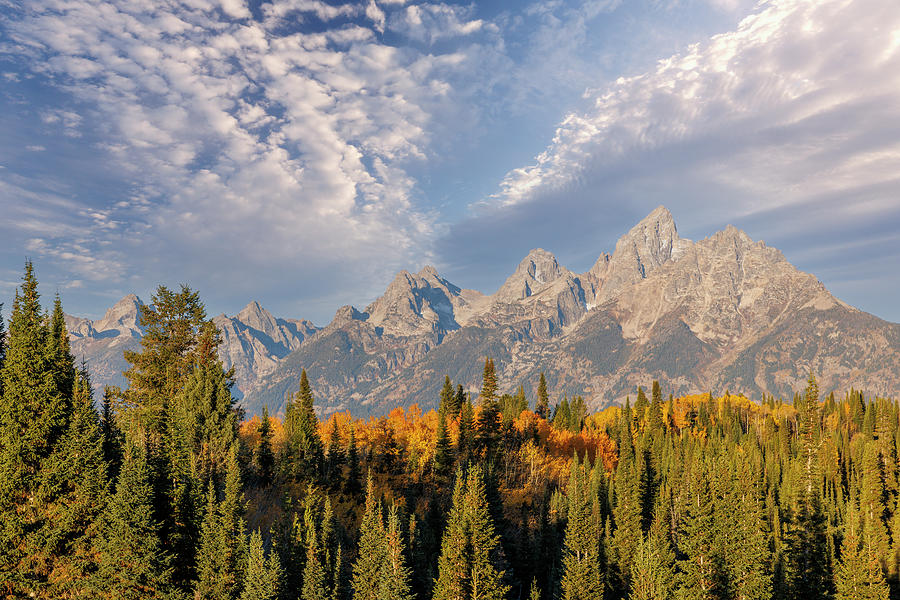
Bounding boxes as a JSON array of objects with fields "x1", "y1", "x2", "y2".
[{"x1": 4, "y1": 263, "x2": 900, "y2": 600}]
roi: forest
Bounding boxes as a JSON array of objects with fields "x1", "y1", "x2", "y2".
[{"x1": 1, "y1": 262, "x2": 898, "y2": 600}]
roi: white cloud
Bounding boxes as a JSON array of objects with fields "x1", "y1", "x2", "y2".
[
  {"x1": 493, "y1": 0, "x2": 900, "y2": 222},
  {"x1": 3, "y1": 0, "x2": 497, "y2": 307}
]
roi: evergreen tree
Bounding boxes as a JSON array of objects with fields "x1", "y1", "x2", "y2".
[
  {"x1": 326, "y1": 415, "x2": 344, "y2": 485},
  {"x1": 859, "y1": 442, "x2": 890, "y2": 572},
  {"x1": 380, "y1": 503, "x2": 414, "y2": 600},
  {"x1": 434, "y1": 408, "x2": 454, "y2": 478},
  {"x1": 630, "y1": 532, "x2": 674, "y2": 600},
  {"x1": 47, "y1": 293, "x2": 76, "y2": 403},
  {"x1": 95, "y1": 441, "x2": 173, "y2": 598},
  {"x1": 784, "y1": 373, "x2": 833, "y2": 600},
  {"x1": 536, "y1": 373, "x2": 549, "y2": 419},
  {"x1": 241, "y1": 529, "x2": 281, "y2": 600},
  {"x1": 475, "y1": 358, "x2": 501, "y2": 456},
  {"x1": 835, "y1": 503, "x2": 889, "y2": 600},
  {"x1": 352, "y1": 474, "x2": 386, "y2": 600},
  {"x1": 441, "y1": 376, "x2": 457, "y2": 415},
  {"x1": 648, "y1": 381, "x2": 664, "y2": 432},
  {"x1": 0, "y1": 262, "x2": 68, "y2": 592},
  {"x1": 301, "y1": 502, "x2": 327, "y2": 600},
  {"x1": 560, "y1": 454, "x2": 603, "y2": 600},
  {"x1": 101, "y1": 385, "x2": 124, "y2": 481},
  {"x1": 676, "y1": 460, "x2": 721, "y2": 600},
  {"x1": 255, "y1": 406, "x2": 275, "y2": 486},
  {"x1": 465, "y1": 465, "x2": 509, "y2": 600},
  {"x1": 194, "y1": 446, "x2": 247, "y2": 599},
  {"x1": 345, "y1": 424, "x2": 361, "y2": 495},
  {"x1": 37, "y1": 369, "x2": 110, "y2": 597},
  {"x1": 434, "y1": 469, "x2": 471, "y2": 600},
  {"x1": 284, "y1": 369, "x2": 324, "y2": 481},
  {"x1": 459, "y1": 396, "x2": 475, "y2": 461}
]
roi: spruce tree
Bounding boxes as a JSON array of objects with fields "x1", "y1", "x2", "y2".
[
  {"x1": 301, "y1": 502, "x2": 327, "y2": 600},
  {"x1": 561, "y1": 454, "x2": 603, "y2": 600},
  {"x1": 352, "y1": 474, "x2": 386, "y2": 600},
  {"x1": 284, "y1": 369, "x2": 324, "y2": 482},
  {"x1": 466, "y1": 465, "x2": 510, "y2": 600},
  {"x1": 458, "y1": 396, "x2": 474, "y2": 461},
  {"x1": 676, "y1": 460, "x2": 721, "y2": 600},
  {"x1": 345, "y1": 424, "x2": 361, "y2": 495},
  {"x1": 434, "y1": 409, "x2": 454, "y2": 478},
  {"x1": 380, "y1": 503, "x2": 414, "y2": 600},
  {"x1": 475, "y1": 358, "x2": 501, "y2": 456},
  {"x1": 440, "y1": 375, "x2": 456, "y2": 415},
  {"x1": 630, "y1": 532, "x2": 674, "y2": 600},
  {"x1": 0, "y1": 262, "x2": 68, "y2": 592},
  {"x1": 47, "y1": 293, "x2": 76, "y2": 403},
  {"x1": 836, "y1": 503, "x2": 888, "y2": 600},
  {"x1": 38, "y1": 369, "x2": 110, "y2": 597},
  {"x1": 241, "y1": 529, "x2": 281, "y2": 600},
  {"x1": 326, "y1": 415, "x2": 344, "y2": 485},
  {"x1": 95, "y1": 441, "x2": 173, "y2": 598},
  {"x1": 255, "y1": 406, "x2": 275, "y2": 486},
  {"x1": 434, "y1": 469, "x2": 470, "y2": 600},
  {"x1": 784, "y1": 373, "x2": 833, "y2": 600},
  {"x1": 536, "y1": 373, "x2": 549, "y2": 419},
  {"x1": 648, "y1": 381, "x2": 664, "y2": 432}
]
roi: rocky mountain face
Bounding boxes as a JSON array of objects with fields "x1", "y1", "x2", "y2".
[
  {"x1": 67, "y1": 298, "x2": 318, "y2": 399},
  {"x1": 69, "y1": 206, "x2": 900, "y2": 417}
]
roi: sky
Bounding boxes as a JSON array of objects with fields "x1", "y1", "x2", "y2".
[{"x1": 1, "y1": 0, "x2": 899, "y2": 325}]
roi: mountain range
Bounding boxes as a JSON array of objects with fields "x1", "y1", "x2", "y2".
[{"x1": 66, "y1": 206, "x2": 900, "y2": 417}]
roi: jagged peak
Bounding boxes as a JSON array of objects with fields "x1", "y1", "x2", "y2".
[
  {"x1": 418, "y1": 265, "x2": 439, "y2": 278},
  {"x1": 332, "y1": 304, "x2": 368, "y2": 325}
]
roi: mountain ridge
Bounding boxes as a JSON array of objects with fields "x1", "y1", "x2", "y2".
[{"x1": 67, "y1": 206, "x2": 900, "y2": 416}]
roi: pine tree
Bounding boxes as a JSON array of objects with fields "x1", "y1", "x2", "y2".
[
  {"x1": 380, "y1": 503, "x2": 414, "y2": 600},
  {"x1": 466, "y1": 465, "x2": 510, "y2": 600},
  {"x1": 648, "y1": 381, "x2": 664, "y2": 432},
  {"x1": 676, "y1": 460, "x2": 721, "y2": 600},
  {"x1": 434, "y1": 408, "x2": 454, "y2": 478},
  {"x1": 194, "y1": 446, "x2": 246, "y2": 599},
  {"x1": 95, "y1": 441, "x2": 173, "y2": 598},
  {"x1": 0, "y1": 262, "x2": 68, "y2": 592},
  {"x1": 859, "y1": 442, "x2": 890, "y2": 571},
  {"x1": 326, "y1": 415, "x2": 344, "y2": 485},
  {"x1": 434, "y1": 469, "x2": 471, "y2": 600},
  {"x1": 352, "y1": 474, "x2": 386, "y2": 600},
  {"x1": 38, "y1": 369, "x2": 110, "y2": 597},
  {"x1": 630, "y1": 532, "x2": 674, "y2": 600},
  {"x1": 345, "y1": 424, "x2": 361, "y2": 495},
  {"x1": 441, "y1": 376, "x2": 457, "y2": 415},
  {"x1": 561, "y1": 454, "x2": 603, "y2": 600},
  {"x1": 241, "y1": 529, "x2": 281, "y2": 600},
  {"x1": 836, "y1": 503, "x2": 888, "y2": 600},
  {"x1": 284, "y1": 369, "x2": 324, "y2": 482},
  {"x1": 536, "y1": 373, "x2": 549, "y2": 419},
  {"x1": 101, "y1": 385, "x2": 124, "y2": 481},
  {"x1": 301, "y1": 502, "x2": 327, "y2": 600},
  {"x1": 476, "y1": 358, "x2": 501, "y2": 456},
  {"x1": 47, "y1": 293, "x2": 76, "y2": 403},
  {"x1": 255, "y1": 406, "x2": 275, "y2": 486},
  {"x1": 458, "y1": 396, "x2": 475, "y2": 461},
  {"x1": 0, "y1": 302, "x2": 5, "y2": 399},
  {"x1": 784, "y1": 373, "x2": 833, "y2": 600}
]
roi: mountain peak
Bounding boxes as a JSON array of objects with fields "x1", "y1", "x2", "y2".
[
  {"x1": 493, "y1": 248, "x2": 566, "y2": 302},
  {"x1": 93, "y1": 294, "x2": 143, "y2": 335}
]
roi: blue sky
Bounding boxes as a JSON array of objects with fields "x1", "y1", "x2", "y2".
[{"x1": 1, "y1": 0, "x2": 899, "y2": 325}]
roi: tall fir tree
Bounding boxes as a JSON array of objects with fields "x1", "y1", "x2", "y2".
[
  {"x1": 535, "y1": 372, "x2": 549, "y2": 419},
  {"x1": 352, "y1": 474, "x2": 386, "y2": 600},
  {"x1": 95, "y1": 440, "x2": 173, "y2": 598},
  {"x1": 784, "y1": 373, "x2": 833, "y2": 600},
  {"x1": 345, "y1": 424, "x2": 361, "y2": 495},
  {"x1": 440, "y1": 375, "x2": 456, "y2": 415},
  {"x1": 0, "y1": 262, "x2": 69, "y2": 593},
  {"x1": 38, "y1": 369, "x2": 110, "y2": 598},
  {"x1": 560, "y1": 454, "x2": 603, "y2": 600},
  {"x1": 475, "y1": 358, "x2": 501, "y2": 456},
  {"x1": 434, "y1": 469, "x2": 471, "y2": 600},
  {"x1": 464, "y1": 464, "x2": 509, "y2": 600},
  {"x1": 434, "y1": 408, "x2": 454, "y2": 479},
  {"x1": 255, "y1": 406, "x2": 275, "y2": 486},
  {"x1": 380, "y1": 503, "x2": 415, "y2": 600},
  {"x1": 283, "y1": 369, "x2": 324, "y2": 482},
  {"x1": 835, "y1": 502, "x2": 889, "y2": 600},
  {"x1": 241, "y1": 529, "x2": 282, "y2": 600}
]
